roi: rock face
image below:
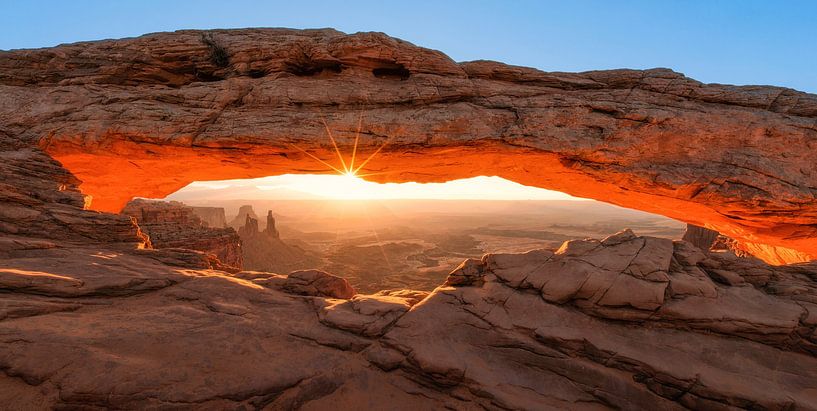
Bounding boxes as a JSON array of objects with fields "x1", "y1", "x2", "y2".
[
  {"x1": 237, "y1": 214, "x2": 260, "y2": 237},
  {"x1": 0, "y1": 28, "x2": 815, "y2": 262},
  {"x1": 122, "y1": 199, "x2": 243, "y2": 269},
  {"x1": 682, "y1": 223, "x2": 719, "y2": 251},
  {"x1": 229, "y1": 205, "x2": 260, "y2": 230},
  {"x1": 190, "y1": 206, "x2": 228, "y2": 228},
  {"x1": 2, "y1": 231, "x2": 816, "y2": 409},
  {"x1": 237, "y1": 210, "x2": 321, "y2": 274},
  {"x1": 0, "y1": 148, "x2": 147, "y2": 248},
  {"x1": 684, "y1": 223, "x2": 812, "y2": 265},
  {"x1": 264, "y1": 210, "x2": 280, "y2": 238}
]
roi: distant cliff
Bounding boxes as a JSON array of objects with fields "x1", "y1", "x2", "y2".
[
  {"x1": 122, "y1": 199, "x2": 242, "y2": 269},
  {"x1": 190, "y1": 206, "x2": 228, "y2": 228},
  {"x1": 237, "y1": 205, "x2": 320, "y2": 273},
  {"x1": 228, "y1": 205, "x2": 259, "y2": 230}
]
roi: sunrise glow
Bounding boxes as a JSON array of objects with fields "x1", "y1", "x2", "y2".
[{"x1": 169, "y1": 174, "x2": 584, "y2": 201}]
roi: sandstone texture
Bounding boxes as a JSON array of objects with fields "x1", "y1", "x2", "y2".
[
  {"x1": 684, "y1": 223, "x2": 810, "y2": 266},
  {"x1": 682, "y1": 223, "x2": 720, "y2": 251},
  {"x1": 122, "y1": 199, "x2": 243, "y2": 269},
  {"x1": 0, "y1": 148, "x2": 146, "y2": 249},
  {"x1": 2, "y1": 231, "x2": 817, "y2": 409},
  {"x1": 0, "y1": 29, "x2": 815, "y2": 262}
]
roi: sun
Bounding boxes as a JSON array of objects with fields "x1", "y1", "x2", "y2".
[
  {"x1": 289, "y1": 113, "x2": 388, "y2": 188},
  {"x1": 332, "y1": 173, "x2": 375, "y2": 199}
]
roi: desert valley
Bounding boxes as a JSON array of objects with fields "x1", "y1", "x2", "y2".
[{"x1": 128, "y1": 195, "x2": 686, "y2": 293}]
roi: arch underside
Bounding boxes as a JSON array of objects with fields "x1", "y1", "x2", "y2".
[{"x1": 1, "y1": 28, "x2": 815, "y2": 263}]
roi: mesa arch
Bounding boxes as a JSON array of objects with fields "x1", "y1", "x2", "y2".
[{"x1": 1, "y1": 28, "x2": 816, "y2": 264}]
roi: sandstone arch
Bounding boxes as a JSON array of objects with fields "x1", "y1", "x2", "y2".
[{"x1": 1, "y1": 28, "x2": 816, "y2": 263}]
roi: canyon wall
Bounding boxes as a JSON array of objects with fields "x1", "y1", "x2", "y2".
[
  {"x1": 0, "y1": 28, "x2": 815, "y2": 263},
  {"x1": 122, "y1": 199, "x2": 243, "y2": 269},
  {"x1": 190, "y1": 206, "x2": 228, "y2": 228}
]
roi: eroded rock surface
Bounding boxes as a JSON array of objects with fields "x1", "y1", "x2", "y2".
[
  {"x1": 283, "y1": 269, "x2": 356, "y2": 299},
  {"x1": 0, "y1": 28, "x2": 815, "y2": 261},
  {"x1": 682, "y1": 223, "x2": 719, "y2": 251},
  {"x1": 2, "y1": 231, "x2": 816, "y2": 409},
  {"x1": 0, "y1": 148, "x2": 146, "y2": 249},
  {"x1": 684, "y1": 223, "x2": 813, "y2": 265}
]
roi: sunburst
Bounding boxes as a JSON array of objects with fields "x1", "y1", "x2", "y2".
[
  {"x1": 290, "y1": 113, "x2": 389, "y2": 179},
  {"x1": 289, "y1": 113, "x2": 395, "y2": 280}
]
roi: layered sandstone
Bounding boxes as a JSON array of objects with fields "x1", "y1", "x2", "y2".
[
  {"x1": 2, "y1": 231, "x2": 816, "y2": 409},
  {"x1": 0, "y1": 148, "x2": 146, "y2": 249},
  {"x1": 684, "y1": 223, "x2": 812, "y2": 265},
  {"x1": 0, "y1": 29, "x2": 815, "y2": 263},
  {"x1": 682, "y1": 224, "x2": 719, "y2": 251},
  {"x1": 122, "y1": 199, "x2": 242, "y2": 269}
]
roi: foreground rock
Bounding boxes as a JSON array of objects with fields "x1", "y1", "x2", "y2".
[
  {"x1": 1, "y1": 231, "x2": 816, "y2": 409},
  {"x1": 1, "y1": 28, "x2": 815, "y2": 261}
]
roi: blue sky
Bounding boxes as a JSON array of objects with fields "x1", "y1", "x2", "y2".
[{"x1": 1, "y1": 0, "x2": 816, "y2": 92}]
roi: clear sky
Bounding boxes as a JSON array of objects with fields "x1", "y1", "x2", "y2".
[
  {"x1": 3, "y1": 1, "x2": 815, "y2": 200},
  {"x1": 2, "y1": 0, "x2": 815, "y2": 92}
]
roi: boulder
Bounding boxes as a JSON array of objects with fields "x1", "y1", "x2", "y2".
[{"x1": 284, "y1": 269, "x2": 356, "y2": 299}]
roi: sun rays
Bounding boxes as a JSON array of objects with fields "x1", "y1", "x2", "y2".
[
  {"x1": 290, "y1": 113, "x2": 395, "y2": 281},
  {"x1": 290, "y1": 113, "x2": 389, "y2": 180}
]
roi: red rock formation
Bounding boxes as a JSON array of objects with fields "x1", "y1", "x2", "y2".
[
  {"x1": 284, "y1": 269, "x2": 356, "y2": 299},
  {"x1": 228, "y1": 205, "x2": 259, "y2": 230},
  {"x1": 0, "y1": 148, "x2": 147, "y2": 248},
  {"x1": 4, "y1": 28, "x2": 817, "y2": 409},
  {"x1": 190, "y1": 206, "x2": 227, "y2": 228},
  {"x1": 236, "y1": 214, "x2": 260, "y2": 237},
  {"x1": 684, "y1": 223, "x2": 812, "y2": 265},
  {"x1": 264, "y1": 210, "x2": 280, "y2": 238},
  {"x1": 122, "y1": 199, "x2": 242, "y2": 269},
  {"x1": 237, "y1": 207, "x2": 320, "y2": 273},
  {"x1": 1, "y1": 29, "x2": 815, "y2": 263},
  {"x1": 682, "y1": 224, "x2": 720, "y2": 251}
]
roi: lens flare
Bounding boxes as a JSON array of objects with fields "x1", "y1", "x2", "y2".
[{"x1": 291, "y1": 113, "x2": 389, "y2": 181}]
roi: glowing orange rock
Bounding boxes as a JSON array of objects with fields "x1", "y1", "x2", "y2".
[{"x1": 1, "y1": 28, "x2": 816, "y2": 263}]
